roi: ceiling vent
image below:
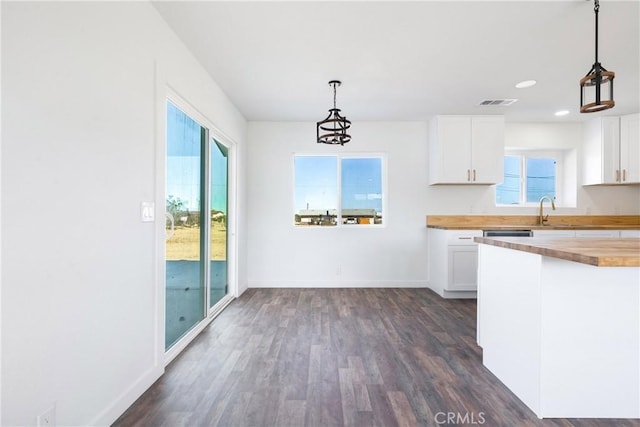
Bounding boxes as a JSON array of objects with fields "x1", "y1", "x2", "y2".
[{"x1": 478, "y1": 99, "x2": 518, "y2": 106}]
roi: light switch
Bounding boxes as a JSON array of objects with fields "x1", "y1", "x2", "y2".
[{"x1": 141, "y1": 202, "x2": 155, "y2": 222}]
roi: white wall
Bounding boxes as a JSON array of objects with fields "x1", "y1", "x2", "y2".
[
  {"x1": 2, "y1": 2, "x2": 246, "y2": 426},
  {"x1": 246, "y1": 120, "x2": 639, "y2": 288},
  {"x1": 247, "y1": 121, "x2": 430, "y2": 288}
]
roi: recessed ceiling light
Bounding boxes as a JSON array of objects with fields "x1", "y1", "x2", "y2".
[
  {"x1": 515, "y1": 80, "x2": 537, "y2": 89},
  {"x1": 555, "y1": 110, "x2": 570, "y2": 116}
]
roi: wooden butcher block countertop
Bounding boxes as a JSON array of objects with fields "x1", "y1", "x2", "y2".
[
  {"x1": 426, "y1": 215, "x2": 640, "y2": 230},
  {"x1": 474, "y1": 236, "x2": 640, "y2": 267}
]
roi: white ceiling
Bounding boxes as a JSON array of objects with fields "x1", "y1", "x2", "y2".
[{"x1": 152, "y1": 1, "x2": 639, "y2": 123}]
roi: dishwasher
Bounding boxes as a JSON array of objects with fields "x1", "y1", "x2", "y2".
[{"x1": 483, "y1": 229, "x2": 533, "y2": 237}]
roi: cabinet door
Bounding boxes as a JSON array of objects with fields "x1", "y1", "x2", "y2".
[
  {"x1": 471, "y1": 116, "x2": 504, "y2": 184},
  {"x1": 620, "y1": 113, "x2": 639, "y2": 183},
  {"x1": 583, "y1": 117, "x2": 620, "y2": 185},
  {"x1": 602, "y1": 117, "x2": 621, "y2": 184},
  {"x1": 447, "y1": 245, "x2": 478, "y2": 291},
  {"x1": 436, "y1": 116, "x2": 472, "y2": 183}
]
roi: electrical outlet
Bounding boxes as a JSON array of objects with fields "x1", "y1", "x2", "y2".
[{"x1": 37, "y1": 403, "x2": 56, "y2": 427}]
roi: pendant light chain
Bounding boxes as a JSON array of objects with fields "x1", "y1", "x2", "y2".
[{"x1": 333, "y1": 82, "x2": 337, "y2": 110}]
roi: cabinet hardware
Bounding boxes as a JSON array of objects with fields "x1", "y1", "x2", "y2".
[
  {"x1": 467, "y1": 169, "x2": 471, "y2": 181},
  {"x1": 616, "y1": 169, "x2": 620, "y2": 182},
  {"x1": 473, "y1": 169, "x2": 477, "y2": 181},
  {"x1": 623, "y1": 169, "x2": 627, "y2": 181}
]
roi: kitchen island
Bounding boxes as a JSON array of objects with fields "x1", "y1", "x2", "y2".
[{"x1": 474, "y1": 237, "x2": 640, "y2": 419}]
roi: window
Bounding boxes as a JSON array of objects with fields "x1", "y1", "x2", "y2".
[
  {"x1": 294, "y1": 154, "x2": 385, "y2": 226},
  {"x1": 496, "y1": 152, "x2": 557, "y2": 205}
]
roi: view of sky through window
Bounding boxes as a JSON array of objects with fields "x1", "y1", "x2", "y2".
[
  {"x1": 294, "y1": 156, "x2": 338, "y2": 213},
  {"x1": 166, "y1": 101, "x2": 227, "y2": 213},
  {"x1": 526, "y1": 158, "x2": 556, "y2": 202},
  {"x1": 496, "y1": 156, "x2": 521, "y2": 205},
  {"x1": 341, "y1": 158, "x2": 383, "y2": 212}
]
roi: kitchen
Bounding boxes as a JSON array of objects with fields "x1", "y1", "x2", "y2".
[
  {"x1": 423, "y1": 110, "x2": 640, "y2": 418},
  {"x1": 3, "y1": 1, "x2": 640, "y2": 425}
]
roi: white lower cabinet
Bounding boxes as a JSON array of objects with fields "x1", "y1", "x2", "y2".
[
  {"x1": 428, "y1": 229, "x2": 482, "y2": 298},
  {"x1": 535, "y1": 229, "x2": 632, "y2": 238},
  {"x1": 448, "y1": 245, "x2": 479, "y2": 291},
  {"x1": 575, "y1": 230, "x2": 621, "y2": 238},
  {"x1": 532, "y1": 229, "x2": 576, "y2": 238},
  {"x1": 429, "y1": 227, "x2": 638, "y2": 300}
]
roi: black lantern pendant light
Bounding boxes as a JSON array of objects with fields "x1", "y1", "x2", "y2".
[
  {"x1": 317, "y1": 80, "x2": 351, "y2": 145},
  {"x1": 580, "y1": 0, "x2": 615, "y2": 113}
]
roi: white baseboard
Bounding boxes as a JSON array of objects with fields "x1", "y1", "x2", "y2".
[
  {"x1": 248, "y1": 280, "x2": 428, "y2": 288},
  {"x1": 89, "y1": 365, "x2": 164, "y2": 426},
  {"x1": 441, "y1": 290, "x2": 477, "y2": 299},
  {"x1": 428, "y1": 283, "x2": 477, "y2": 299}
]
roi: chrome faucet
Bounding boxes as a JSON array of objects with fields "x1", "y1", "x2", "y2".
[{"x1": 539, "y1": 195, "x2": 556, "y2": 225}]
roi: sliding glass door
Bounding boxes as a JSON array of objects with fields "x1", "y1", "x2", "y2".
[{"x1": 165, "y1": 100, "x2": 229, "y2": 351}]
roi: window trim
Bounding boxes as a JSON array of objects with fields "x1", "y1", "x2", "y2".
[{"x1": 293, "y1": 152, "x2": 387, "y2": 228}]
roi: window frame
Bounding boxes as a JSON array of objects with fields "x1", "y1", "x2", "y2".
[
  {"x1": 495, "y1": 149, "x2": 564, "y2": 207},
  {"x1": 293, "y1": 152, "x2": 387, "y2": 228}
]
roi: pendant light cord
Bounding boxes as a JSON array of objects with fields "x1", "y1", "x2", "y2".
[{"x1": 594, "y1": 0, "x2": 599, "y2": 65}]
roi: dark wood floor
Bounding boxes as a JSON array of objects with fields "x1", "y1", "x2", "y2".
[{"x1": 113, "y1": 288, "x2": 640, "y2": 427}]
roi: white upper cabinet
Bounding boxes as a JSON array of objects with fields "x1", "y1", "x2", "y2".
[
  {"x1": 472, "y1": 117, "x2": 505, "y2": 183},
  {"x1": 620, "y1": 113, "x2": 640, "y2": 183},
  {"x1": 429, "y1": 115, "x2": 504, "y2": 184},
  {"x1": 430, "y1": 116, "x2": 471, "y2": 183},
  {"x1": 583, "y1": 114, "x2": 639, "y2": 185}
]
